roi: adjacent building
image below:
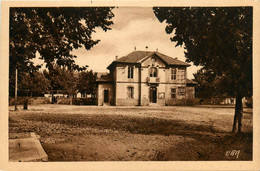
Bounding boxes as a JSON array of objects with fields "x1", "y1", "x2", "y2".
[{"x1": 96, "y1": 51, "x2": 197, "y2": 106}]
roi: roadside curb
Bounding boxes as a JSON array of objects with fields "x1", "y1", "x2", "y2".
[{"x1": 9, "y1": 133, "x2": 48, "y2": 162}]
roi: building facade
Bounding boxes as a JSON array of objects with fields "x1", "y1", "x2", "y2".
[{"x1": 96, "y1": 51, "x2": 197, "y2": 106}]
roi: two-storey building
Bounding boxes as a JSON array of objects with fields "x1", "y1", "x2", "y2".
[{"x1": 96, "y1": 51, "x2": 197, "y2": 106}]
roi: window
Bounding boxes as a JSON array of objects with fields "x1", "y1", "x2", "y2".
[
  {"x1": 127, "y1": 87, "x2": 134, "y2": 99},
  {"x1": 178, "y1": 87, "x2": 185, "y2": 96},
  {"x1": 171, "y1": 88, "x2": 176, "y2": 98},
  {"x1": 171, "y1": 68, "x2": 176, "y2": 80},
  {"x1": 149, "y1": 67, "x2": 157, "y2": 77},
  {"x1": 128, "y1": 66, "x2": 134, "y2": 79},
  {"x1": 178, "y1": 69, "x2": 186, "y2": 81}
]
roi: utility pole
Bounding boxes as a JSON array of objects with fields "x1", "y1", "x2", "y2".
[{"x1": 14, "y1": 69, "x2": 18, "y2": 111}]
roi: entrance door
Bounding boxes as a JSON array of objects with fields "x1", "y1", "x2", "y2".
[
  {"x1": 149, "y1": 87, "x2": 157, "y2": 103},
  {"x1": 104, "y1": 90, "x2": 109, "y2": 103}
]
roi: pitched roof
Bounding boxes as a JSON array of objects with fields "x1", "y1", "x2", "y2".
[
  {"x1": 155, "y1": 52, "x2": 190, "y2": 66},
  {"x1": 96, "y1": 72, "x2": 108, "y2": 79},
  {"x1": 96, "y1": 73, "x2": 113, "y2": 83},
  {"x1": 107, "y1": 51, "x2": 190, "y2": 69}
]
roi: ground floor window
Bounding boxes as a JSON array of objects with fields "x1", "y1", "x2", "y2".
[
  {"x1": 127, "y1": 87, "x2": 134, "y2": 99},
  {"x1": 178, "y1": 87, "x2": 186, "y2": 96},
  {"x1": 171, "y1": 88, "x2": 176, "y2": 98}
]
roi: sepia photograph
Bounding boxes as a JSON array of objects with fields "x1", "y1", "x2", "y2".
[{"x1": 1, "y1": 1, "x2": 260, "y2": 170}]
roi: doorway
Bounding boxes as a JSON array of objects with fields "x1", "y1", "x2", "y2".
[
  {"x1": 149, "y1": 87, "x2": 157, "y2": 103},
  {"x1": 104, "y1": 90, "x2": 109, "y2": 103}
]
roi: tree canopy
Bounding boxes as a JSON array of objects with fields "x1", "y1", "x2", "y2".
[
  {"x1": 20, "y1": 71, "x2": 51, "y2": 97},
  {"x1": 153, "y1": 7, "x2": 252, "y2": 133},
  {"x1": 10, "y1": 7, "x2": 114, "y2": 73},
  {"x1": 193, "y1": 69, "x2": 236, "y2": 99},
  {"x1": 43, "y1": 64, "x2": 77, "y2": 96},
  {"x1": 9, "y1": 7, "x2": 114, "y2": 96},
  {"x1": 76, "y1": 70, "x2": 97, "y2": 96}
]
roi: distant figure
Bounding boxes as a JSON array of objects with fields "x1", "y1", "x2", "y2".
[
  {"x1": 23, "y1": 98, "x2": 28, "y2": 110},
  {"x1": 199, "y1": 99, "x2": 204, "y2": 105},
  {"x1": 52, "y1": 96, "x2": 57, "y2": 104}
]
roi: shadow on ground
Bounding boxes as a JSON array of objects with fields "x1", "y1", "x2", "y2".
[
  {"x1": 9, "y1": 112, "x2": 252, "y2": 161},
  {"x1": 20, "y1": 113, "x2": 218, "y2": 136}
]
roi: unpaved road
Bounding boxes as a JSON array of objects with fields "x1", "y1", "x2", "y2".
[{"x1": 9, "y1": 105, "x2": 252, "y2": 161}]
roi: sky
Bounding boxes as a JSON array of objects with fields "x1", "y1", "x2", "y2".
[{"x1": 34, "y1": 7, "x2": 200, "y2": 79}]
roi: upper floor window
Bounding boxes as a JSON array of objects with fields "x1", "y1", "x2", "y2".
[
  {"x1": 149, "y1": 67, "x2": 157, "y2": 77},
  {"x1": 127, "y1": 87, "x2": 134, "y2": 99},
  {"x1": 128, "y1": 66, "x2": 134, "y2": 79},
  {"x1": 178, "y1": 69, "x2": 186, "y2": 81},
  {"x1": 171, "y1": 68, "x2": 176, "y2": 80}
]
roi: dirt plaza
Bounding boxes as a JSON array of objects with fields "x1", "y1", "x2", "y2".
[{"x1": 9, "y1": 104, "x2": 252, "y2": 161}]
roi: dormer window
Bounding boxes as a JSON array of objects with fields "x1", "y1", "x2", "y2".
[
  {"x1": 149, "y1": 67, "x2": 157, "y2": 77},
  {"x1": 128, "y1": 66, "x2": 134, "y2": 79}
]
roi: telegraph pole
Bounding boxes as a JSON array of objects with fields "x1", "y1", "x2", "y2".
[{"x1": 14, "y1": 69, "x2": 18, "y2": 111}]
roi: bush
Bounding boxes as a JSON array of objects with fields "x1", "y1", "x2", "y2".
[{"x1": 185, "y1": 99, "x2": 198, "y2": 106}]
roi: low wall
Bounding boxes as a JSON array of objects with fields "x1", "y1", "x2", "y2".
[
  {"x1": 116, "y1": 98, "x2": 139, "y2": 106},
  {"x1": 57, "y1": 98, "x2": 71, "y2": 105},
  {"x1": 9, "y1": 97, "x2": 51, "y2": 106}
]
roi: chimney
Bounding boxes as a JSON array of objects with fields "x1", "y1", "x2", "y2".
[
  {"x1": 175, "y1": 57, "x2": 178, "y2": 60},
  {"x1": 145, "y1": 46, "x2": 148, "y2": 52},
  {"x1": 115, "y1": 55, "x2": 118, "y2": 60},
  {"x1": 156, "y1": 48, "x2": 158, "y2": 52},
  {"x1": 134, "y1": 47, "x2": 136, "y2": 51}
]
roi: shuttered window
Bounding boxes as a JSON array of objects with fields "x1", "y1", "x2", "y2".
[
  {"x1": 178, "y1": 87, "x2": 185, "y2": 96},
  {"x1": 127, "y1": 87, "x2": 134, "y2": 99}
]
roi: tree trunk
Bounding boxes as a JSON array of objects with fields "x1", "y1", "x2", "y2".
[{"x1": 232, "y1": 92, "x2": 243, "y2": 133}]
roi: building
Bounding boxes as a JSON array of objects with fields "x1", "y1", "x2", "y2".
[{"x1": 96, "y1": 51, "x2": 197, "y2": 106}]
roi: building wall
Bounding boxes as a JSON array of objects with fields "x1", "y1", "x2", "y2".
[
  {"x1": 115, "y1": 64, "x2": 139, "y2": 83},
  {"x1": 186, "y1": 86, "x2": 195, "y2": 99},
  {"x1": 165, "y1": 83, "x2": 187, "y2": 105},
  {"x1": 98, "y1": 54, "x2": 195, "y2": 106},
  {"x1": 97, "y1": 83, "x2": 114, "y2": 106},
  {"x1": 115, "y1": 82, "x2": 139, "y2": 106}
]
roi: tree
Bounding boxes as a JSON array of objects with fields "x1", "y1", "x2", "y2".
[
  {"x1": 76, "y1": 70, "x2": 97, "y2": 97},
  {"x1": 43, "y1": 64, "x2": 77, "y2": 96},
  {"x1": 193, "y1": 69, "x2": 235, "y2": 99},
  {"x1": 9, "y1": 7, "x2": 114, "y2": 95},
  {"x1": 20, "y1": 71, "x2": 51, "y2": 97},
  {"x1": 153, "y1": 7, "x2": 252, "y2": 133}
]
